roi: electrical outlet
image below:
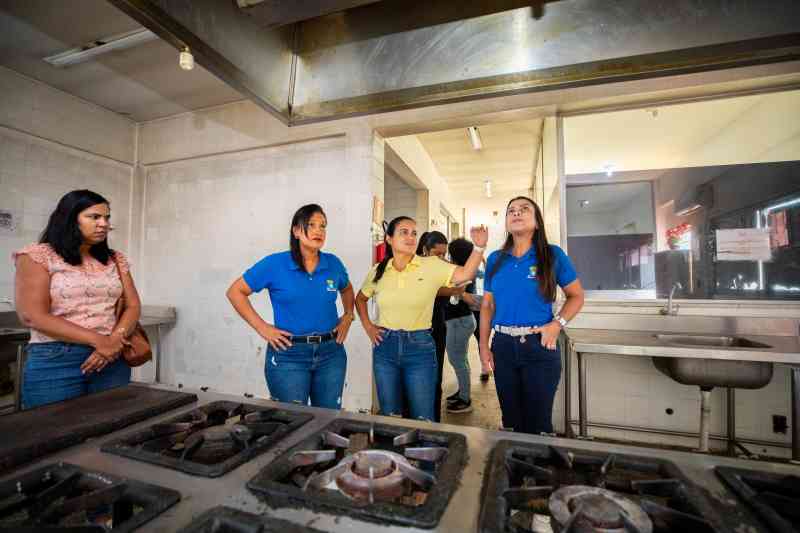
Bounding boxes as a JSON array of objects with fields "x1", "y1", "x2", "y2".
[{"x1": 773, "y1": 414, "x2": 788, "y2": 434}]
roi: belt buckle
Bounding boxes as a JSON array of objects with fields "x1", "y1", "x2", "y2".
[{"x1": 308, "y1": 335, "x2": 322, "y2": 344}]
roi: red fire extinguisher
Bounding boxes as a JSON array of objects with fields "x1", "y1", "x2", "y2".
[{"x1": 374, "y1": 241, "x2": 386, "y2": 264}]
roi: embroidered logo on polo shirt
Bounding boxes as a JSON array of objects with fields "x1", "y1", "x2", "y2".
[
  {"x1": 326, "y1": 279, "x2": 337, "y2": 292},
  {"x1": 527, "y1": 266, "x2": 537, "y2": 279}
]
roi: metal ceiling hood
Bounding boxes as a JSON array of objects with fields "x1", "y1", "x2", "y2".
[
  {"x1": 236, "y1": 0, "x2": 384, "y2": 29},
  {"x1": 107, "y1": 0, "x2": 800, "y2": 126}
]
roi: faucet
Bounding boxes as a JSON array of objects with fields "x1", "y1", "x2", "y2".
[{"x1": 660, "y1": 282, "x2": 683, "y2": 316}]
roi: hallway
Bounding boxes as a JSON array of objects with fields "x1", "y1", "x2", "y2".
[{"x1": 440, "y1": 337, "x2": 503, "y2": 431}]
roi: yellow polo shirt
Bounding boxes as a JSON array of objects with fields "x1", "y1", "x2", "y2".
[{"x1": 360, "y1": 255, "x2": 457, "y2": 330}]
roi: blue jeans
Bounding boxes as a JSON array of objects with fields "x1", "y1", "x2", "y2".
[
  {"x1": 491, "y1": 332, "x2": 562, "y2": 434},
  {"x1": 446, "y1": 314, "x2": 476, "y2": 402},
  {"x1": 265, "y1": 339, "x2": 346, "y2": 409},
  {"x1": 373, "y1": 329, "x2": 437, "y2": 421},
  {"x1": 22, "y1": 342, "x2": 131, "y2": 410}
]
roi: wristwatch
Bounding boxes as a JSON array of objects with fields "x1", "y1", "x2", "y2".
[{"x1": 553, "y1": 314, "x2": 568, "y2": 328}]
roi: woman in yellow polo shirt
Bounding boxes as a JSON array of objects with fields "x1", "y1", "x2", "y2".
[{"x1": 356, "y1": 216, "x2": 488, "y2": 421}]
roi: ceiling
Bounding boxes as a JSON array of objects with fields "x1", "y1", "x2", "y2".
[
  {"x1": 415, "y1": 119, "x2": 543, "y2": 200},
  {"x1": 566, "y1": 181, "x2": 651, "y2": 214},
  {"x1": 0, "y1": 1, "x2": 243, "y2": 121},
  {"x1": 564, "y1": 89, "x2": 800, "y2": 175}
]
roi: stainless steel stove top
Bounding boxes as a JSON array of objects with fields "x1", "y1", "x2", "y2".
[{"x1": 2, "y1": 384, "x2": 797, "y2": 532}]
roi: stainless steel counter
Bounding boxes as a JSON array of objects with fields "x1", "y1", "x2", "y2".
[
  {"x1": 567, "y1": 328, "x2": 800, "y2": 364},
  {"x1": 3, "y1": 383, "x2": 798, "y2": 532},
  {"x1": 562, "y1": 324, "x2": 800, "y2": 462}
]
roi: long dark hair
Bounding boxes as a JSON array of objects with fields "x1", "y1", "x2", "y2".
[
  {"x1": 448, "y1": 238, "x2": 474, "y2": 267},
  {"x1": 488, "y1": 196, "x2": 557, "y2": 302},
  {"x1": 40, "y1": 189, "x2": 114, "y2": 266},
  {"x1": 415, "y1": 230, "x2": 447, "y2": 256},
  {"x1": 374, "y1": 216, "x2": 415, "y2": 283},
  {"x1": 290, "y1": 204, "x2": 327, "y2": 271}
]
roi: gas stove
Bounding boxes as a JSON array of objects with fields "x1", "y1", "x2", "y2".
[
  {"x1": 716, "y1": 466, "x2": 800, "y2": 533},
  {"x1": 2, "y1": 386, "x2": 798, "y2": 532},
  {"x1": 101, "y1": 400, "x2": 313, "y2": 477},
  {"x1": 0, "y1": 462, "x2": 179, "y2": 532},
  {"x1": 247, "y1": 418, "x2": 468, "y2": 528},
  {"x1": 476, "y1": 440, "x2": 763, "y2": 533}
]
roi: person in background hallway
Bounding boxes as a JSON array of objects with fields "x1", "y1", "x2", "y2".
[
  {"x1": 415, "y1": 231, "x2": 460, "y2": 422},
  {"x1": 227, "y1": 204, "x2": 354, "y2": 409},
  {"x1": 470, "y1": 256, "x2": 490, "y2": 382},
  {"x1": 479, "y1": 196, "x2": 584, "y2": 435},
  {"x1": 14, "y1": 190, "x2": 140, "y2": 409},
  {"x1": 356, "y1": 217, "x2": 488, "y2": 421},
  {"x1": 444, "y1": 238, "x2": 478, "y2": 414}
]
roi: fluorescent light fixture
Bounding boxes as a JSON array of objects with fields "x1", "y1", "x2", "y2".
[
  {"x1": 764, "y1": 196, "x2": 800, "y2": 214},
  {"x1": 484, "y1": 179, "x2": 492, "y2": 198},
  {"x1": 467, "y1": 126, "x2": 483, "y2": 151},
  {"x1": 43, "y1": 29, "x2": 158, "y2": 68}
]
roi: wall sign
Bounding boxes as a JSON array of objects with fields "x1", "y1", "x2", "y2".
[{"x1": 715, "y1": 228, "x2": 772, "y2": 262}]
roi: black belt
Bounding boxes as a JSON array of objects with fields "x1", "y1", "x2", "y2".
[{"x1": 290, "y1": 331, "x2": 336, "y2": 344}]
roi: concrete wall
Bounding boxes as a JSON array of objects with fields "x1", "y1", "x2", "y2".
[
  {"x1": 384, "y1": 136, "x2": 461, "y2": 234},
  {"x1": 134, "y1": 103, "x2": 378, "y2": 409},
  {"x1": 383, "y1": 165, "x2": 422, "y2": 225},
  {"x1": 0, "y1": 67, "x2": 135, "y2": 306}
]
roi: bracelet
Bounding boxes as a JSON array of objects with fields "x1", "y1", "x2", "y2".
[{"x1": 473, "y1": 245, "x2": 485, "y2": 253}]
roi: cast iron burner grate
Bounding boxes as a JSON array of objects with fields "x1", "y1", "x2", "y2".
[
  {"x1": 177, "y1": 506, "x2": 327, "y2": 533},
  {"x1": 0, "y1": 462, "x2": 179, "y2": 533},
  {"x1": 247, "y1": 418, "x2": 467, "y2": 528},
  {"x1": 478, "y1": 441, "x2": 745, "y2": 533},
  {"x1": 101, "y1": 401, "x2": 313, "y2": 477},
  {"x1": 716, "y1": 466, "x2": 800, "y2": 533}
]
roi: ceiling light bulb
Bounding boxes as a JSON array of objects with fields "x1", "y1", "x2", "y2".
[
  {"x1": 467, "y1": 126, "x2": 483, "y2": 151},
  {"x1": 603, "y1": 163, "x2": 615, "y2": 177},
  {"x1": 580, "y1": 200, "x2": 590, "y2": 208},
  {"x1": 179, "y1": 47, "x2": 194, "y2": 70}
]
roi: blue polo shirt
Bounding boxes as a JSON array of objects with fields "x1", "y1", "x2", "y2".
[
  {"x1": 484, "y1": 245, "x2": 577, "y2": 327},
  {"x1": 242, "y1": 251, "x2": 349, "y2": 335}
]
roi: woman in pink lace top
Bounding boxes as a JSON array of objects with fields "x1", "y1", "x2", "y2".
[{"x1": 13, "y1": 190, "x2": 142, "y2": 409}]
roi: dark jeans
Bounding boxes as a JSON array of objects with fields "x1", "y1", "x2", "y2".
[
  {"x1": 373, "y1": 329, "x2": 438, "y2": 421},
  {"x1": 22, "y1": 342, "x2": 131, "y2": 410},
  {"x1": 265, "y1": 339, "x2": 346, "y2": 409},
  {"x1": 491, "y1": 332, "x2": 561, "y2": 434}
]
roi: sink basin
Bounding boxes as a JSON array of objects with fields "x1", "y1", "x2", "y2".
[{"x1": 655, "y1": 334, "x2": 772, "y2": 349}]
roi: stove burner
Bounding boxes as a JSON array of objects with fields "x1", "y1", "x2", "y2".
[
  {"x1": 101, "y1": 401, "x2": 313, "y2": 477},
  {"x1": 549, "y1": 486, "x2": 653, "y2": 533},
  {"x1": 296, "y1": 429, "x2": 441, "y2": 505},
  {"x1": 247, "y1": 419, "x2": 467, "y2": 528},
  {"x1": 478, "y1": 441, "x2": 734, "y2": 533},
  {"x1": 0, "y1": 463, "x2": 179, "y2": 533},
  {"x1": 716, "y1": 466, "x2": 800, "y2": 533}
]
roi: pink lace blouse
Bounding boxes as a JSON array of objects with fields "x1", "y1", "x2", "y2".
[{"x1": 13, "y1": 243, "x2": 131, "y2": 344}]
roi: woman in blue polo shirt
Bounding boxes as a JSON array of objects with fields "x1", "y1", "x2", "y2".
[
  {"x1": 479, "y1": 196, "x2": 584, "y2": 434},
  {"x1": 226, "y1": 204, "x2": 354, "y2": 409}
]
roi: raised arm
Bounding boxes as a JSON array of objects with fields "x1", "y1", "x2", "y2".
[{"x1": 450, "y1": 226, "x2": 489, "y2": 285}]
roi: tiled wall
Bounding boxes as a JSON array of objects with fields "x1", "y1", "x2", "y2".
[
  {"x1": 0, "y1": 68, "x2": 135, "y2": 305},
  {"x1": 138, "y1": 135, "x2": 375, "y2": 410}
]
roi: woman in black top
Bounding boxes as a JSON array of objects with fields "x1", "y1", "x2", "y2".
[
  {"x1": 415, "y1": 231, "x2": 461, "y2": 422},
  {"x1": 444, "y1": 238, "x2": 478, "y2": 413}
]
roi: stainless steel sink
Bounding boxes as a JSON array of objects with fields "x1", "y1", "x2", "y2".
[{"x1": 655, "y1": 334, "x2": 772, "y2": 349}]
